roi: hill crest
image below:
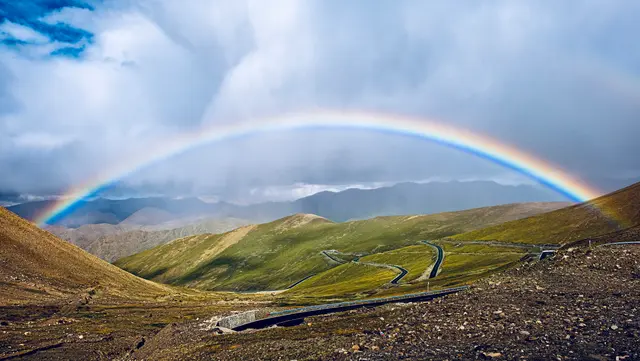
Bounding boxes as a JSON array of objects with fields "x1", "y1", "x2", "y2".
[{"x1": 453, "y1": 181, "x2": 640, "y2": 244}]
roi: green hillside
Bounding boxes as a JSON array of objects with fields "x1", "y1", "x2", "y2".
[
  {"x1": 453, "y1": 182, "x2": 640, "y2": 244},
  {"x1": 288, "y1": 241, "x2": 528, "y2": 299},
  {"x1": 115, "y1": 202, "x2": 566, "y2": 292}
]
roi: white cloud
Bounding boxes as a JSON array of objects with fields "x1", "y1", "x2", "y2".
[
  {"x1": 0, "y1": 0, "x2": 639, "y2": 197},
  {"x1": 12, "y1": 132, "x2": 73, "y2": 149},
  {"x1": 0, "y1": 21, "x2": 49, "y2": 44}
]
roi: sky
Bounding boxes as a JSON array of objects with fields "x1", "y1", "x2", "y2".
[{"x1": 1, "y1": 0, "x2": 639, "y2": 204}]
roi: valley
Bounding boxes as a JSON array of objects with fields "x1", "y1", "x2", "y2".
[{"x1": 1, "y1": 183, "x2": 639, "y2": 360}]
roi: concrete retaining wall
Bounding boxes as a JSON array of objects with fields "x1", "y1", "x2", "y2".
[{"x1": 217, "y1": 310, "x2": 258, "y2": 329}]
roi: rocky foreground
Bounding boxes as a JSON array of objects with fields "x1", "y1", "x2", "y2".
[{"x1": 128, "y1": 246, "x2": 640, "y2": 361}]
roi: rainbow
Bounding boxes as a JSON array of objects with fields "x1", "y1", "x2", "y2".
[{"x1": 36, "y1": 111, "x2": 605, "y2": 226}]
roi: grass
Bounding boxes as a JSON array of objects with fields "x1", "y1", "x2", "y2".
[
  {"x1": 437, "y1": 253, "x2": 523, "y2": 279},
  {"x1": 284, "y1": 243, "x2": 435, "y2": 300},
  {"x1": 286, "y1": 263, "x2": 397, "y2": 298},
  {"x1": 453, "y1": 182, "x2": 640, "y2": 244},
  {"x1": 434, "y1": 242, "x2": 527, "y2": 283},
  {"x1": 116, "y1": 203, "x2": 561, "y2": 292},
  {"x1": 369, "y1": 241, "x2": 528, "y2": 298},
  {"x1": 357, "y1": 244, "x2": 436, "y2": 282}
]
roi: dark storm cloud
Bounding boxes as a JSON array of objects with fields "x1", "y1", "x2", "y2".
[{"x1": 1, "y1": 0, "x2": 639, "y2": 201}]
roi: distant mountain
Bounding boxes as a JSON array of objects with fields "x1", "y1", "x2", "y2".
[
  {"x1": 290, "y1": 181, "x2": 568, "y2": 221},
  {"x1": 8, "y1": 181, "x2": 572, "y2": 227},
  {"x1": 453, "y1": 181, "x2": 640, "y2": 244},
  {"x1": 45, "y1": 223, "x2": 136, "y2": 250},
  {"x1": 48, "y1": 218, "x2": 251, "y2": 262},
  {"x1": 0, "y1": 207, "x2": 168, "y2": 305},
  {"x1": 8, "y1": 197, "x2": 216, "y2": 227},
  {"x1": 206, "y1": 181, "x2": 570, "y2": 222},
  {"x1": 119, "y1": 207, "x2": 176, "y2": 226}
]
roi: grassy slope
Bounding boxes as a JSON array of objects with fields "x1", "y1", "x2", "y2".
[
  {"x1": 116, "y1": 202, "x2": 567, "y2": 292},
  {"x1": 358, "y1": 244, "x2": 436, "y2": 282},
  {"x1": 286, "y1": 263, "x2": 397, "y2": 298},
  {"x1": 285, "y1": 244, "x2": 434, "y2": 299},
  {"x1": 453, "y1": 182, "x2": 640, "y2": 244},
  {"x1": 0, "y1": 207, "x2": 171, "y2": 305},
  {"x1": 289, "y1": 241, "x2": 527, "y2": 299},
  {"x1": 369, "y1": 242, "x2": 528, "y2": 298},
  {"x1": 434, "y1": 242, "x2": 526, "y2": 281}
]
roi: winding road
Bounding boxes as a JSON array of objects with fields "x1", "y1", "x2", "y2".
[
  {"x1": 389, "y1": 267, "x2": 408, "y2": 284},
  {"x1": 287, "y1": 240, "x2": 445, "y2": 291},
  {"x1": 420, "y1": 241, "x2": 444, "y2": 279}
]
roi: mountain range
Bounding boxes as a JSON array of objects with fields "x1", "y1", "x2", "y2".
[{"x1": 8, "y1": 180, "x2": 567, "y2": 227}]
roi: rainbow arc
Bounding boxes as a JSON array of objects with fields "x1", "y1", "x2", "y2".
[{"x1": 36, "y1": 111, "x2": 611, "y2": 226}]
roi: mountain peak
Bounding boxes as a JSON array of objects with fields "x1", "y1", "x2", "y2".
[{"x1": 274, "y1": 213, "x2": 333, "y2": 231}]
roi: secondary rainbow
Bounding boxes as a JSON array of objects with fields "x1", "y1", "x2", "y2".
[{"x1": 36, "y1": 111, "x2": 605, "y2": 226}]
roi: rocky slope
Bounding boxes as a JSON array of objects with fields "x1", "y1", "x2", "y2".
[
  {"x1": 0, "y1": 207, "x2": 169, "y2": 305},
  {"x1": 45, "y1": 223, "x2": 135, "y2": 250},
  {"x1": 48, "y1": 218, "x2": 250, "y2": 262}
]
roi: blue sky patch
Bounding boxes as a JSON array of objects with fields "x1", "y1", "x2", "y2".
[
  {"x1": 0, "y1": 0, "x2": 95, "y2": 56},
  {"x1": 50, "y1": 44, "x2": 85, "y2": 58}
]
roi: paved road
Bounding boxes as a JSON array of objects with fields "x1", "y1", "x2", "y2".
[
  {"x1": 389, "y1": 266, "x2": 408, "y2": 284},
  {"x1": 420, "y1": 241, "x2": 444, "y2": 278},
  {"x1": 231, "y1": 286, "x2": 469, "y2": 331},
  {"x1": 321, "y1": 250, "x2": 348, "y2": 264},
  {"x1": 601, "y1": 241, "x2": 640, "y2": 246},
  {"x1": 286, "y1": 274, "x2": 316, "y2": 289}
]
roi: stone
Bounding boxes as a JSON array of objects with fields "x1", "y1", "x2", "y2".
[
  {"x1": 134, "y1": 337, "x2": 145, "y2": 349},
  {"x1": 480, "y1": 351, "x2": 503, "y2": 359}
]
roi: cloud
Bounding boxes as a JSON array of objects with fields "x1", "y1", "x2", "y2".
[
  {"x1": 0, "y1": 21, "x2": 50, "y2": 44},
  {"x1": 1, "y1": 0, "x2": 639, "y2": 200}
]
